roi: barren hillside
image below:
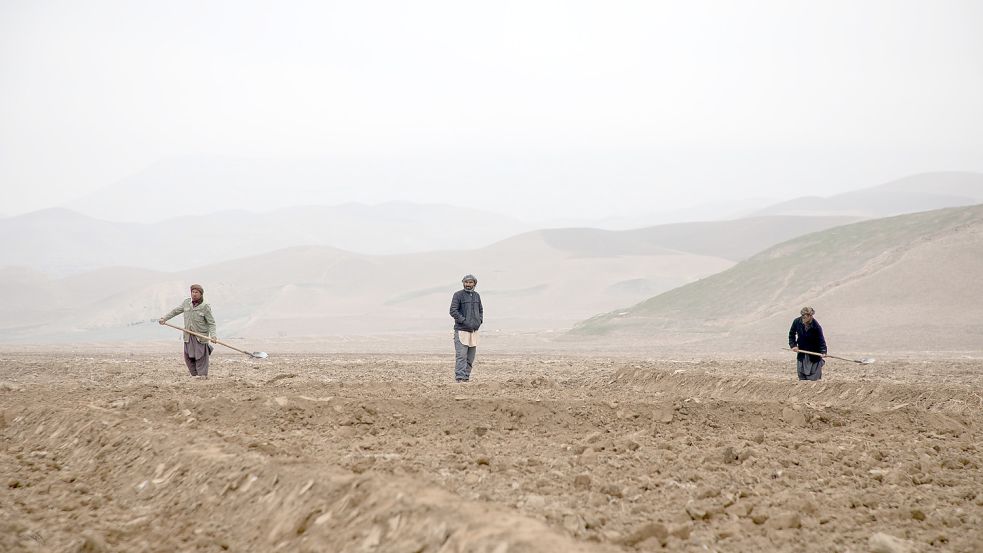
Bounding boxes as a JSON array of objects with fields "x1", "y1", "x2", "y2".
[{"x1": 575, "y1": 204, "x2": 983, "y2": 353}]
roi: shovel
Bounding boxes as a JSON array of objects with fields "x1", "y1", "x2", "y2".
[
  {"x1": 790, "y1": 348, "x2": 874, "y2": 365},
  {"x1": 160, "y1": 321, "x2": 268, "y2": 359}
]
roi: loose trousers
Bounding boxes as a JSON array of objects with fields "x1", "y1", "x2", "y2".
[
  {"x1": 454, "y1": 330, "x2": 476, "y2": 382},
  {"x1": 184, "y1": 338, "x2": 210, "y2": 377},
  {"x1": 797, "y1": 357, "x2": 824, "y2": 381}
]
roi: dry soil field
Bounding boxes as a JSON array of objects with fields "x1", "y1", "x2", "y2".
[{"x1": 2, "y1": 349, "x2": 982, "y2": 552}]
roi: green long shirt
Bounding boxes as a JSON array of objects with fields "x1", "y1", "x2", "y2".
[{"x1": 163, "y1": 299, "x2": 216, "y2": 344}]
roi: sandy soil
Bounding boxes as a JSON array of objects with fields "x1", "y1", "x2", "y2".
[{"x1": 2, "y1": 350, "x2": 982, "y2": 552}]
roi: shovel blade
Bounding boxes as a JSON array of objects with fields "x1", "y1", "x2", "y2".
[
  {"x1": 251, "y1": 352, "x2": 269, "y2": 359},
  {"x1": 859, "y1": 358, "x2": 875, "y2": 365}
]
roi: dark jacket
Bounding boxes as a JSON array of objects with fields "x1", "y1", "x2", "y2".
[
  {"x1": 789, "y1": 317, "x2": 827, "y2": 363},
  {"x1": 450, "y1": 289, "x2": 483, "y2": 331}
]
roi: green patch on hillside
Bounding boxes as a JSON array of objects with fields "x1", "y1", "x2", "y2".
[
  {"x1": 574, "y1": 204, "x2": 983, "y2": 335},
  {"x1": 536, "y1": 215, "x2": 863, "y2": 261}
]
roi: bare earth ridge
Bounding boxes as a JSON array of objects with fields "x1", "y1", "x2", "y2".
[{"x1": 1, "y1": 351, "x2": 981, "y2": 552}]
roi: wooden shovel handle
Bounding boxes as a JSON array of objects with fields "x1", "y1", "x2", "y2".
[
  {"x1": 793, "y1": 348, "x2": 856, "y2": 363},
  {"x1": 160, "y1": 321, "x2": 253, "y2": 357}
]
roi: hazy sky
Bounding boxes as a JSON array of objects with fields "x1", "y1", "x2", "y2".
[{"x1": 2, "y1": 0, "x2": 982, "y2": 221}]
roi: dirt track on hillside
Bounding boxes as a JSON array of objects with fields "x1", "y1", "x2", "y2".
[{"x1": 2, "y1": 352, "x2": 982, "y2": 552}]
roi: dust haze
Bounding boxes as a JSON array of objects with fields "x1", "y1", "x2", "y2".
[{"x1": 2, "y1": 2, "x2": 983, "y2": 552}]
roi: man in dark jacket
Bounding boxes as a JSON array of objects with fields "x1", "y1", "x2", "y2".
[
  {"x1": 788, "y1": 306, "x2": 827, "y2": 381},
  {"x1": 449, "y1": 274, "x2": 483, "y2": 382}
]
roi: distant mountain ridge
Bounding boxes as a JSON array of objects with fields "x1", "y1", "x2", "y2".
[
  {"x1": 752, "y1": 172, "x2": 983, "y2": 217},
  {"x1": 4, "y1": 171, "x2": 980, "y2": 346},
  {"x1": 0, "y1": 212, "x2": 877, "y2": 342},
  {"x1": 0, "y1": 204, "x2": 861, "y2": 277},
  {"x1": 0, "y1": 203, "x2": 530, "y2": 276},
  {"x1": 0, "y1": 240, "x2": 734, "y2": 342}
]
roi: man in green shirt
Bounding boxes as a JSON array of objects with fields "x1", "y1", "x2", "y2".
[{"x1": 159, "y1": 284, "x2": 216, "y2": 378}]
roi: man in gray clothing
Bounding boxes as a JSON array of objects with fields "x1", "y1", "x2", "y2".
[
  {"x1": 449, "y1": 274, "x2": 483, "y2": 382},
  {"x1": 160, "y1": 284, "x2": 217, "y2": 378}
]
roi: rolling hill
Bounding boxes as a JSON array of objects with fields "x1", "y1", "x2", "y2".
[
  {"x1": 574, "y1": 204, "x2": 983, "y2": 352},
  {"x1": 516, "y1": 215, "x2": 861, "y2": 261}
]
